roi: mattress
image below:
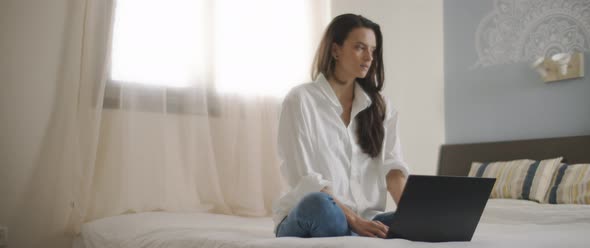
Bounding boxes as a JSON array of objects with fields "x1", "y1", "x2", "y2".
[{"x1": 74, "y1": 199, "x2": 590, "y2": 248}]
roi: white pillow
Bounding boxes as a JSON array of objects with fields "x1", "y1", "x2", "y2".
[
  {"x1": 545, "y1": 163, "x2": 590, "y2": 204},
  {"x1": 468, "y1": 157, "x2": 563, "y2": 202}
]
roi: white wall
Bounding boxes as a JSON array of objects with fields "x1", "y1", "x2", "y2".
[
  {"x1": 0, "y1": 0, "x2": 69, "y2": 247},
  {"x1": 331, "y1": 0, "x2": 445, "y2": 208}
]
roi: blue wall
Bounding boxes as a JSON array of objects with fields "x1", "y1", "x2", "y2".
[{"x1": 444, "y1": 0, "x2": 590, "y2": 144}]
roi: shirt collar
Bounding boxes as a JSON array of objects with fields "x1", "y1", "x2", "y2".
[{"x1": 315, "y1": 73, "x2": 372, "y2": 114}]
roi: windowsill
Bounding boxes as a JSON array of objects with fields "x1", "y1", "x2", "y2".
[{"x1": 103, "y1": 79, "x2": 221, "y2": 117}]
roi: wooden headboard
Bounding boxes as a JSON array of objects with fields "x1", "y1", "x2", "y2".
[{"x1": 437, "y1": 135, "x2": 590, "y2": 176}]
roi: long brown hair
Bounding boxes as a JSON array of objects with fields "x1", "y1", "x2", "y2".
[{"x1": 312, "y1": 14, "x2": 386, "y2": 158}]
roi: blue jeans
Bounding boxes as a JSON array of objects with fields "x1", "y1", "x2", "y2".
[{"x1": 276, "y1": 192, "x2": 395, "y2": 238}]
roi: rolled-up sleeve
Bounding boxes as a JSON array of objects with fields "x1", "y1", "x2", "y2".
[
  {"x1": 381, "y1": 99, "x2": 410, "y2": 179},
  {"x1": 277, "y1": 92, "x2": 332, "y2": 203}
]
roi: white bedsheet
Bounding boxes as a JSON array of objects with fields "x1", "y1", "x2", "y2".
[{"x1": 76, "y1": 199, "x2": 590, "y2": 248}]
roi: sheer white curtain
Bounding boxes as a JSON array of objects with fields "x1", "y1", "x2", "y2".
[
  {"x1": 83, "y1": 0, "x2": 330, "y2": 229},
  {"x1": 5, "y1": 0, "x2": 114, "y2": 247},
  {"x1": 3, "y1": 0, "x2": 329, "y2": 247}
]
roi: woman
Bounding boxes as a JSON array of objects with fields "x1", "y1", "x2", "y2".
[{"x1": 273, "y1": 14, "x2": 410, "y2": 238}]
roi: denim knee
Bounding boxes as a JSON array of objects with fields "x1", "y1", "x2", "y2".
[
  {"x1": 296, "y1": 192, "x2": 333, "y2": 216},
  {"x1": 293, "y1": 192, "x2": 349, "y2": 237}
]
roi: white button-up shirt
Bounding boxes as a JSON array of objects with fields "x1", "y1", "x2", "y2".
[{"x1": 272, "y1": 73, "x2": 410, "y2": 232}]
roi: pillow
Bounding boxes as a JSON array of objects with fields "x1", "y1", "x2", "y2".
[
  {"x1": 468, "y1": 157, "x2": 563, "y2": 202},
  {"x1": 546, "y1": 163, "x2": 590, "y2": 204}
]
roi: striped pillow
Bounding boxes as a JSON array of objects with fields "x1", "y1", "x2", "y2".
[
  {"x1": 546, "y1": 163, "x2": 590, "y2": 204},
  {"x1": 468, "y1": 157, "x2": 563, "y2": 202}
]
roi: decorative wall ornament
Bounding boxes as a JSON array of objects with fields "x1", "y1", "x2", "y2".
[{"x1": 474, "y1": 0, "x2": 590, "y2": 67}]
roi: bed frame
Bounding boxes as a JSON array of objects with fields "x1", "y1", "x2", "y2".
[{"x1": 437, "y1": 135, "x2": 590, "y2": 176}]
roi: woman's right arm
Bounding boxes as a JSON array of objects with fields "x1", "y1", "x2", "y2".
[{"x1": 277, "y1": 93, "x2": 332, "y2": 203}]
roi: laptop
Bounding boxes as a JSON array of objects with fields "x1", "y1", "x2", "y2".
[{"x1": 386, "y1": 175, "x2": 496, "y2": 242}]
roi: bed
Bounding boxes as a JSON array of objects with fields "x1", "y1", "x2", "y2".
[{"x1": 74, "y1": 135, "x2": 590, "y2": 248}]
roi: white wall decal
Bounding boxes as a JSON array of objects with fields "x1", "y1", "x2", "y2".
[{"x1": 474, "y1": 0, "x2": 590, "y2": 67}]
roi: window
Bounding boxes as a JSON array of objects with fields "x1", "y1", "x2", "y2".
[
  {"x1": 106, "y1": 0, "x2": 329, "y2": 107},
  {"x1": 110, "y1": 0, "x2": 208, "y2": 88}
]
